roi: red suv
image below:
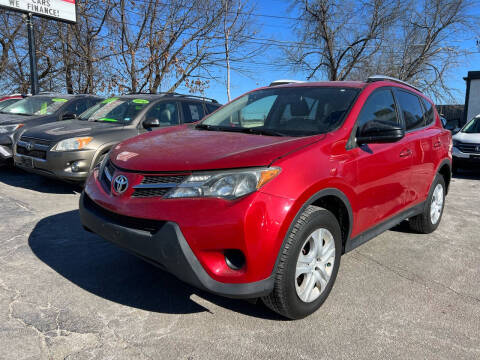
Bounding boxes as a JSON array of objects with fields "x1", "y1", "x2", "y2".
[{"x1": 80, "y1": 77, "x2": 452, "y2": 319}]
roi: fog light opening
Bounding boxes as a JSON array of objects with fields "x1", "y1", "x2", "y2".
[
  {"x1": 71, "y1": 161, "x2": 80, "y2": 172},
  {"x1": 224, "y1": 249, "x2": 245, "y2": 270}
]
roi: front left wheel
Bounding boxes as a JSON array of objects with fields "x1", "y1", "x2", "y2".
[{"x1": 262, "y1": 205, "x2": 342, "y2": 319}]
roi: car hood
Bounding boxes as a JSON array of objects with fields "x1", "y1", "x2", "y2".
[
  {"x1": 0, "y1": 113, "x2": 42, "y2": 125},
  {"x1": 453, "y1": 132, "x2": 480, "y2": 143},
  {"x1": 110, "y1": 126, "x2": 322, "y2": 172},
  {"x1": 20, "y1": 119, "x2": 122, "y2": 141}
]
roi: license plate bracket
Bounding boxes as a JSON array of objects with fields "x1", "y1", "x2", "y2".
[{"x1": 16, "y1": 156, "x2": 34, "y2": 168}]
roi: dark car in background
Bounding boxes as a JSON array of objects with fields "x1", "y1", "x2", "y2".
[
  {"x1": 0, "y1": 94, "x2": 102, "y2": 165},
  {"x1": 0, "y1": 94, "x2": 26, "y2": 111},
  {"x1": 14, "y1": 93, "x2": 221, "y2": 182}
]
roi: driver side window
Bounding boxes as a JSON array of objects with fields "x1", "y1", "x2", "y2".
[
  {"x1": 144, "y1": 102, "x2": 179, "y2": 126},
  {"x1": 356, "y1": 89, "x2": 399, "y2": 134}
]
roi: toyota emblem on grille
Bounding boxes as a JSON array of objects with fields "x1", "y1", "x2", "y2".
[
  {"x1": 25, "y1": 142, "x2": 34, "y2": 151},
  {"x1": 476, "y1": 145, "x2": 480, "y2": 152},
  {"x1": 113, "y1": 175, "x2": 129, "y2": 195}
]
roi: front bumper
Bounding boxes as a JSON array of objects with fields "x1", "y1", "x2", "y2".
[
  {"x1": 452, "y1": 146, "x2": 480, "y2": 167},
  {"x1": 79, "y1": 192, "x2": 274, "y2": 299},
  {"x1": 13, "y1": 148, "x2": 96, "y2": 182},
  {"x1": 0, "y1": 134, "x2": 13, "y2": 160}
]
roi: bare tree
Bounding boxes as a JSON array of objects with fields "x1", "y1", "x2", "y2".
[
  {"x1": 288, "y1": 0, "x2": 402, "y2": 81},
  {"x1": 221, "y1": 0, "x2": 256, "y2": 101},
  {"x1": 56, "y1": 0, "x2": 112, "y2": 93},
  {"x1": 353, "y1": 0, "x2": 474, "y2": 100}
]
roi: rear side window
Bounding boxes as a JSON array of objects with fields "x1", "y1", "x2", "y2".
[
  {"x1": 182, "y1": 102, "x2": 205, "y2": 123},
  {"x1": 356, "y1": 89, "x2": 399, "y2": 132},
  {"x1": 395, "y1": 90, "x2": 425, "y2": 131},
  {"x1": 421, "y1": 98, "x2": 435, "y2": 126},
  {"x1": 145, "y1": 101, "x2": 179, "y2": 126},
  {"x1": 206, "y1": 103, "x2": 221, "y2": 114}
]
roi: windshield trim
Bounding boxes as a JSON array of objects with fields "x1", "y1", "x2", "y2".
[
  {"x1": 461, "y1": 116, "x2": 480, "y2": 134},
  {"x1": 197, "y1": 86, "x2": 361, "y2": 137}
]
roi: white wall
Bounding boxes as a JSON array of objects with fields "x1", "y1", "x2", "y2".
[{"x1": 467, "y1": 78, "x2": 480, "y2": 122}]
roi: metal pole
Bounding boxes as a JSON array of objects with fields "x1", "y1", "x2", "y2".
[{"x1": 26, "y1": 13, "x2": 39, "y2": 95}]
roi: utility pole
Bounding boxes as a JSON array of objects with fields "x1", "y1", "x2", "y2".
[
  {"x1": 223, "y1": 0, "x2": 231, "y2": 102},
  {"x1": 25, "y1": 13, "x2": 39, "y2": 95}
]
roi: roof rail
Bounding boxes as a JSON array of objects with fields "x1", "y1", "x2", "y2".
[
  {"x1": 269, "y1": 79, "x2": 304, "y2": 87},
  {"x1": 127, "y1": 92, "x2": 218, "y2": 103},
  {"x1": 366, "y1": 75, "x2": 422, "y2": 92}
]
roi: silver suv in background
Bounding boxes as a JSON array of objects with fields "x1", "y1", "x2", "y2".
[
  {"x1": 14, "y1": 93, "x2": 221, "y2": 182},
  {"x1": 452, "y1": 114, "x2": 480, "y2": 173}
]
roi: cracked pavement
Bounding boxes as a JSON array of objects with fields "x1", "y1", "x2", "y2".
[{"x1": 0, "y1": 167, "x2": 479, "y2": 360}]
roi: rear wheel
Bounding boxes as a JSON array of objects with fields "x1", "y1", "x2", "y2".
[
  {"x1": 409, "y1": 175, "x2": 446, "y2": 234},
  {"x1": 262, "y1": 205, "x2": 341, "y2": 319}
]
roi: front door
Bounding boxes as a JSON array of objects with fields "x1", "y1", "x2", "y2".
[{"x1": 351, "y1": 88, "x2": 413, "y2": 236}]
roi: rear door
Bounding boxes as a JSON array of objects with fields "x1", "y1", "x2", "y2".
[
  {"x1": 393, "y1": 89, "x2": 437, "y2": 205},
  {"x1": 181, "y1": 101, "x2": 206, "y2": 123},
  {"x1": 352, "y1": 88, "x2": 413, "y2": 234}
]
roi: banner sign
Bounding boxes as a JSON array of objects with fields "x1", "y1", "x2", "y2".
[{"x1": 0, "y1": 0, "x2": 77, "y2": 23}]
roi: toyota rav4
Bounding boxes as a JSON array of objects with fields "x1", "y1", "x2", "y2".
[{"x1": 80, "y1": 76, "x2": 452, "y2": 319}]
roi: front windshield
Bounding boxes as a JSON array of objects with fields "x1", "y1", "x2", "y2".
[
  {"x1": 0, "y1": 98, "x2": 21, "y2": 110},
  {"x1": 462, "y1": 117, "x2": 480, "y2": 134},
  {"x1": 1, "y1": 96, "x2": 68, "y2": 116},
  {"x1": 79, "y1": 97, "x2": 150, "y2": 124},
  {"x1": 199, "y1": 87, "x2": 359, "y2": 136}
]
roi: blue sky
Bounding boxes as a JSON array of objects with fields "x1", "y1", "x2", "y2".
[{"x1": 179, "y1": 0, "x2": 480, "y2": 106}]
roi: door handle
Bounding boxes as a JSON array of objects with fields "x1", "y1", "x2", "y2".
[
  {"x1": 399, "y1": 149, "x2": 412, "y2": 158},
  {"x1": 433, "y1": 141, "x2": 442, "y2": 149}
]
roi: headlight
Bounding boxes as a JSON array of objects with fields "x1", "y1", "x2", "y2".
[
  {"x1": 164, "y1": 167, "x2": 281, "y2": 200},
  {"x1": 452, "y1": 139, "x2": 459, "y2": 147},
  {"x1": 52, "y1": 137, "x2": 93, "y2": 152},
  {"x1": 0, "y1": 124, "x2": 24, "y2": 134}
]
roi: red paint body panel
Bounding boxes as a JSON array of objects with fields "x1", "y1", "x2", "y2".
[
  {"x1": 83, "y1": 80, "x2": 452, "y2": 286},
  {"x1": 110, "y1": 126, "x2": 322, "y2": 172}
]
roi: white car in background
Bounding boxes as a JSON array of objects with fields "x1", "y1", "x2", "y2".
[{"x1": 452, "y1": 114, "x2": 480, "y2": 173}]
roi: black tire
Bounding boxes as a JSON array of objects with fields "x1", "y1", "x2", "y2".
[
  {"x1": 262, "y1": 205, "x2": 342, "y2": 320},
  {"x1": 409, "y1": 174, "x2": 446, "y2": 234}
]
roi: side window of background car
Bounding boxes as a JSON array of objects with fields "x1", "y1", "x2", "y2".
[
  {"x1": 356, "y1": 89, "x2": 399, "y2": 134},
  {"x1": 420, "y1": 97, "x2": 435, "y2": 126},
  {"x1": 61, "y1": 99, "x2": 80, "y2": 115},
  {"x1": 182, "y1": 102, "x2": 205, "y2": 123},
  {"x1": 144, "y1": 102, "x2": 179, "y2": 126},
  {"x1": 74, "y1": 98, "x2": 95, "y2": 115},
  {"x1": 395, "y1": 90, "x2": 425, "y2": 131},
  {"x1": 206, "y1": 103, "x2": 221, "y2": 114}
]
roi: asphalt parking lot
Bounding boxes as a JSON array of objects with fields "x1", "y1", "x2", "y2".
[{"x1": 0, "y1": 168, "x2": 479, "y2": 360}]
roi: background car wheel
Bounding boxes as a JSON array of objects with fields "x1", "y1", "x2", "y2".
[
  {"x1": 409, "y1": 174, "x2": 446, "y2": 234},
  {"x1": 262, "y1": 205, "x2": 342, "y2": 320}
]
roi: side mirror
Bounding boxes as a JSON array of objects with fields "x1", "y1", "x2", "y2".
[
  {"x1": 62, "y1": 112, "x2": 77, "y2": 120},
  {"x1": 357, "y1": 120, "x2": 405, "y2": 145},
  {"x1": 143, "y1": 117, "x2": 160, "y2": 129}
]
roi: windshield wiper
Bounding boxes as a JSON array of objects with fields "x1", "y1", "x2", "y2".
[
  {"x1": 195, "y1": 123, "x2": 219, "y2": 131},
  {"x1": 242, "y1": 128, "x2": 288, "y2": 137},
  {"x1": 196, "y1": 124, "x2": 286, "y2": 136}
]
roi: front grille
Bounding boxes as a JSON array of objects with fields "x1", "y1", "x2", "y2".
[
  {"x1": 457, "y1": 142, "x2": 480, "y2": 154},
  {"x1": 100, "y1": 160, "x2": 115, "y2": 193},
  {"x1": 84, "y1": 194, "x2": 164, "y2": 234},
  {"x1": 20, "y1": 137, "x2": 53, "y2": 146},
  {"x1": 132, "y1": 188, "x2": 171, "y2": 198},
  {"x1": 16, "y1": 137, "x2": 53, "y2": 160},
  {"x1": 16, "y1": 146, "x2": 47, "y2": 159},
  {"x1": 132, "y1": 174, "x2": 188, "y2": 198},
  {"x1": 141, "y1": 175, "x2": 187, "y2": 185}
]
